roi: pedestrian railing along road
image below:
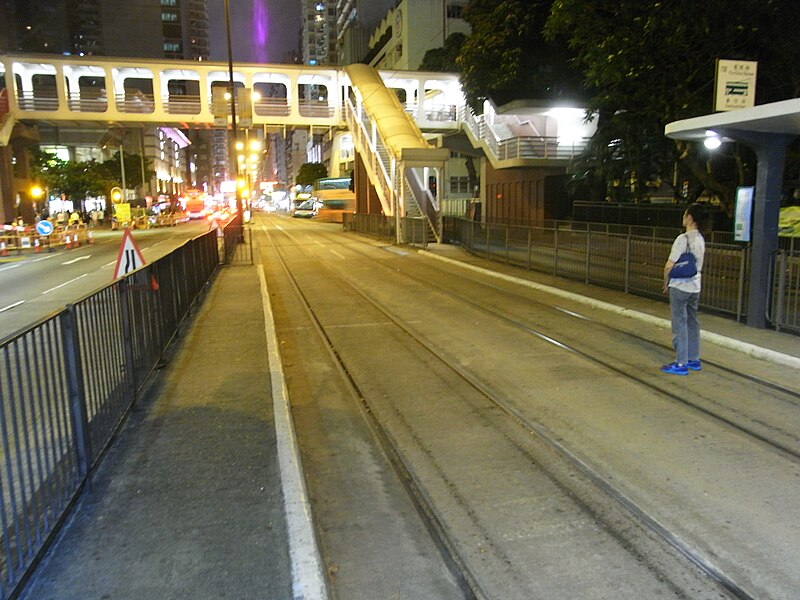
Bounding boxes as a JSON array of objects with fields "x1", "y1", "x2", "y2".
[
  {"x1": 346, "y1": 214, "x2": 799, "y2": 334},
  {"x1": 0, "y1": 222, "x2": 249, "y2": 599}
]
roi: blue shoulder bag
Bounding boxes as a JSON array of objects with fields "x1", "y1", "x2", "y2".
[{"x1": 669, "y1": 235, "x2": 697, "y2": 279}]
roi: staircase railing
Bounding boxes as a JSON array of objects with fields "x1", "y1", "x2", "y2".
[
  {"x1": 459, "y1": 104, "x2": 589, "y2": 163},
  {"x1": 343, "y1": 96, "x2": 394, "y2": 215},
  {"x1": 403, "y1": 169, "x2": 441, "y2": 243}
]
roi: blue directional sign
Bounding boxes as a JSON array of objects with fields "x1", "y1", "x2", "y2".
[{"x1": 35, "y1": 220, "x2": 54, "y2": 236}]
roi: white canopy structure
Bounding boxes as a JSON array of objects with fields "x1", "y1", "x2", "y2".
[{"x1": 666, "y1": 99, "x2": 800, "y2": 328}]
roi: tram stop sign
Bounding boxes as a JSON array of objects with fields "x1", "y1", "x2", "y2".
[{"x1": 35, "y1": 220, "x2": 54, "y2": 236}]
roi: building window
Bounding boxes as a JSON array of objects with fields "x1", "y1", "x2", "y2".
[
  {"x1": 450, "y1": 176, "x2": 470, "y2": 194},
  {"x1": 162, "y1": 11, "x2": 178, "y2": 21},
  {"x1": 161, "y1": 0, "x2": 177, "y2": 5},
  {"x1": 164, "y1": 41, "x2": 181, "y2": 53}
]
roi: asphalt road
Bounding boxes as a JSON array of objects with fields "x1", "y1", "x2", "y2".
[{"x1": 0, "y1": 221, "x2": 214, "y2": 341}]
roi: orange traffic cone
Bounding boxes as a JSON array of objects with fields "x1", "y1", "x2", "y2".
[
  {"x1": 34, "y1": 238, "x2": 41, "y2": 253},
  {"x1": 0, "y1": 241, "x2": 7, "y2": 256},
  {"x1": 65, "y1": 234, "x2": 72, "y2": 249},
  {"x1": 87, "y1": 230, "x2": 94, "y2": 244},
  {"x1": 73, "y1": 233, "x2": 80, "y2": 247}
]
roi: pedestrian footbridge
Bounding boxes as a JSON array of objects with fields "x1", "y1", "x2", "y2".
[{"x1": 0, "y1": 54, "x2": 594, "y2": 240}]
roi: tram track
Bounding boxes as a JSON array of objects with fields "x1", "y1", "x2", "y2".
[
  {"x1": 307, "y1": 228, "x2": 800, "y2": 464},
  {"x1": 262, "y1": 225, "x2": 483, "y2": 600},
  {"x1": 261, "y1": 219, "x2": 755, "y2": 600}
]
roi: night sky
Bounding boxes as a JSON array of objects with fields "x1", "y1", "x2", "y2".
[{"x1": 208, "y1": 0, "x2": 301, "y2": 64}]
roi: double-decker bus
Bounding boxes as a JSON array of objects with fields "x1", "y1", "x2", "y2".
[{"x1": 312, "y1": 177, "x2": 355, "y2": 223}]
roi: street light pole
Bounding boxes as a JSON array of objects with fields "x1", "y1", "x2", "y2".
[
  {"x1": 224, "y1": 0, "x2": 243, "y2": 234},
  {"x1": 119, "y1": 143, "x2": 127, "y2": 199}
]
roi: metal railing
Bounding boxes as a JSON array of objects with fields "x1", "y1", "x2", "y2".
[
  {"x1": 219, "y1": 216, "x2": 253, "y2": 265},
  {"x1": 342, "y1": 213, "x2": 433, "y2": 247},
  {"x1": 0, "y1": 227, "x2": 228, "y2": 599},
  {"x1": 345, "y1": 214, "x2": 799, "y2": 333},
  {"x1": 343, "y1": 98, "x2": 394, "y2": 209},
  {"x1": 253, "y1": 97, "x2": 290, "y2": 117},
  {"x1": 459, "y1": 105, "x2": 590, "y2": 163},
  {"x1": 772, "y1": 250, "x2": 800, "y2": 333},
  {"x1": 343, "y1": 213, "x2": 394, "y2": 242},
  {"x1": 444, "y1": 217, "x2": 747, "y2": 316}
]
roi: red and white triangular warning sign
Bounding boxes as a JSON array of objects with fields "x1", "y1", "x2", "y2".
[
  {"x1": 209, "y1": 218, "x2": 223, "y2": 237},
  {"x1": 113, "y1": 228, "x2": 147, "y2": 280}
]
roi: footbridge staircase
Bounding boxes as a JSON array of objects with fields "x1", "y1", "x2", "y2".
[{"x1": 1, "y1": 54, "x2": 594, "y2": 240}]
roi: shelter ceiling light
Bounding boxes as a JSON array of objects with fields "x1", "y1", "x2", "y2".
[{"x1": 704, "y1": 130, "x2": 722, "y2": 150}]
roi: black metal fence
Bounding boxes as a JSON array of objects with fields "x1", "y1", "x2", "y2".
[
  {"x1": 0, "y1": 225, "x2": 239, "y2": 599},
  {"x1": 441, "y1": 217, "x2": 799, "y2": 332},
  {"x1": 342, "y1": 213, "x2": 798, "y2": 333},
  {"x1": 342, "y1": 213, "x2": 433, "y2": 246},
  {"x1": 219, "y1": 215, "x2": 253, "y2": 265}
]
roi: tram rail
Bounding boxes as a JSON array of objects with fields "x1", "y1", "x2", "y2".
[{"x1": 261, "y1": 217, "x2": 766, "y2": 599}]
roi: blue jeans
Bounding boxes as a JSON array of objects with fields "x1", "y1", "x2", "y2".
[{"x1": 669, "y1": 287, "x2": 700, "y2": 364}]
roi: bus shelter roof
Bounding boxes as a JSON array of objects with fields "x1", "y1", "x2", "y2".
[{"x1": 665, "y1": 98, "x2": 800, "y2": 141}]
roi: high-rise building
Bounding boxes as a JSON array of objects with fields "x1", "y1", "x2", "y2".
[
  {"x1": 366, "y1": 0, "x2": 469, "y2": 71},
  {"x1": 185, "y1": 0, "x2": 210, "y2": 60},
  {"x1": 0, "y1": 0, "x2": 16, "y2": 52},
  {"x1": 4, "y1": 0, "x2": 209, "y2": 60},
  {"x1": 335, "y1": 0, "x2": 395, "y2": 65},
  {"x1": 2, "y1": 0, "x2": 213, "y2": 200},
  {"x1": 300, "y1": 0, "x2": 338, "y2": 66},
  {"x1": 69, "y1": 0, "x2": 104, "y2": 55}
]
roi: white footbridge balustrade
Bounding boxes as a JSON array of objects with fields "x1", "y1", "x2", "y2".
[
  {"x1": 0, "y1": 54, "x2": 463, "y2": 132},
  {"x1": 0, "y1": 54, "x2": 596, "y2": 239}
]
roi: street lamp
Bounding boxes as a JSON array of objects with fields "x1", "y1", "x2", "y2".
[
  {"x1": 30, "y1": 185, "x2": 45, "y2": 219},
  {"x1": 224, "y1": 0, "x2": 243, "y2": 233}
]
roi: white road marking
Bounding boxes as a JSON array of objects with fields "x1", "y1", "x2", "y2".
[
  {"x1": 32, "y1": 254, "x2": 57, "y2": 262},
  {"x1": 62, "y1": 255, "x2": 91, "y2": 265},
  {"x1": 42, "y1": 273, "x2": 88, "y2": 295},
  {"x1": 0, "y1": 264, "x2": 21, "y2": 272},
  {"x1": 0, "y1": 300, "x2": 24, "y2": 313},
  {"x1": 257, "y1": 265, "x2": 328, "y2": 599}
]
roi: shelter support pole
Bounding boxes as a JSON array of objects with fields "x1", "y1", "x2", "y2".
[{"x1": 720, "y1": 130, "x2": 794, "y2": 328}]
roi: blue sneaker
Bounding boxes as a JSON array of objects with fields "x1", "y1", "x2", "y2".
[
  {"x1": 687, "y1": 360, "x2": 702, "y2": 371},
  {"x1": 661, "y1": 362, "x2": 689, "y2": 375}
]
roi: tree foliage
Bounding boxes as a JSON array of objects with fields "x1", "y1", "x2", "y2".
[
  {"x1": 544, "y1": 0, "x2": 800, "y2": 213},
  {"x1": 420, "y1": 33, "x2": 467, "y2": 73},
  {"x1": 30, "y1": 148, "x2": 151, "y2": 200},
  {"x1": 457, "y1": 0, "x2": 583, "y2": 110},
  {"x1": 296, "y1": 162, "x2": 328, "y2": 187}
]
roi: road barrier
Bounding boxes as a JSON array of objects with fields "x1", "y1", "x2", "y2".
[
  {"x1": 0, "y1": 221, "x2": 248, "y2": 599},
  {"x1": 0, "y1": 223, "x2": 93, "y2": 255}
]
